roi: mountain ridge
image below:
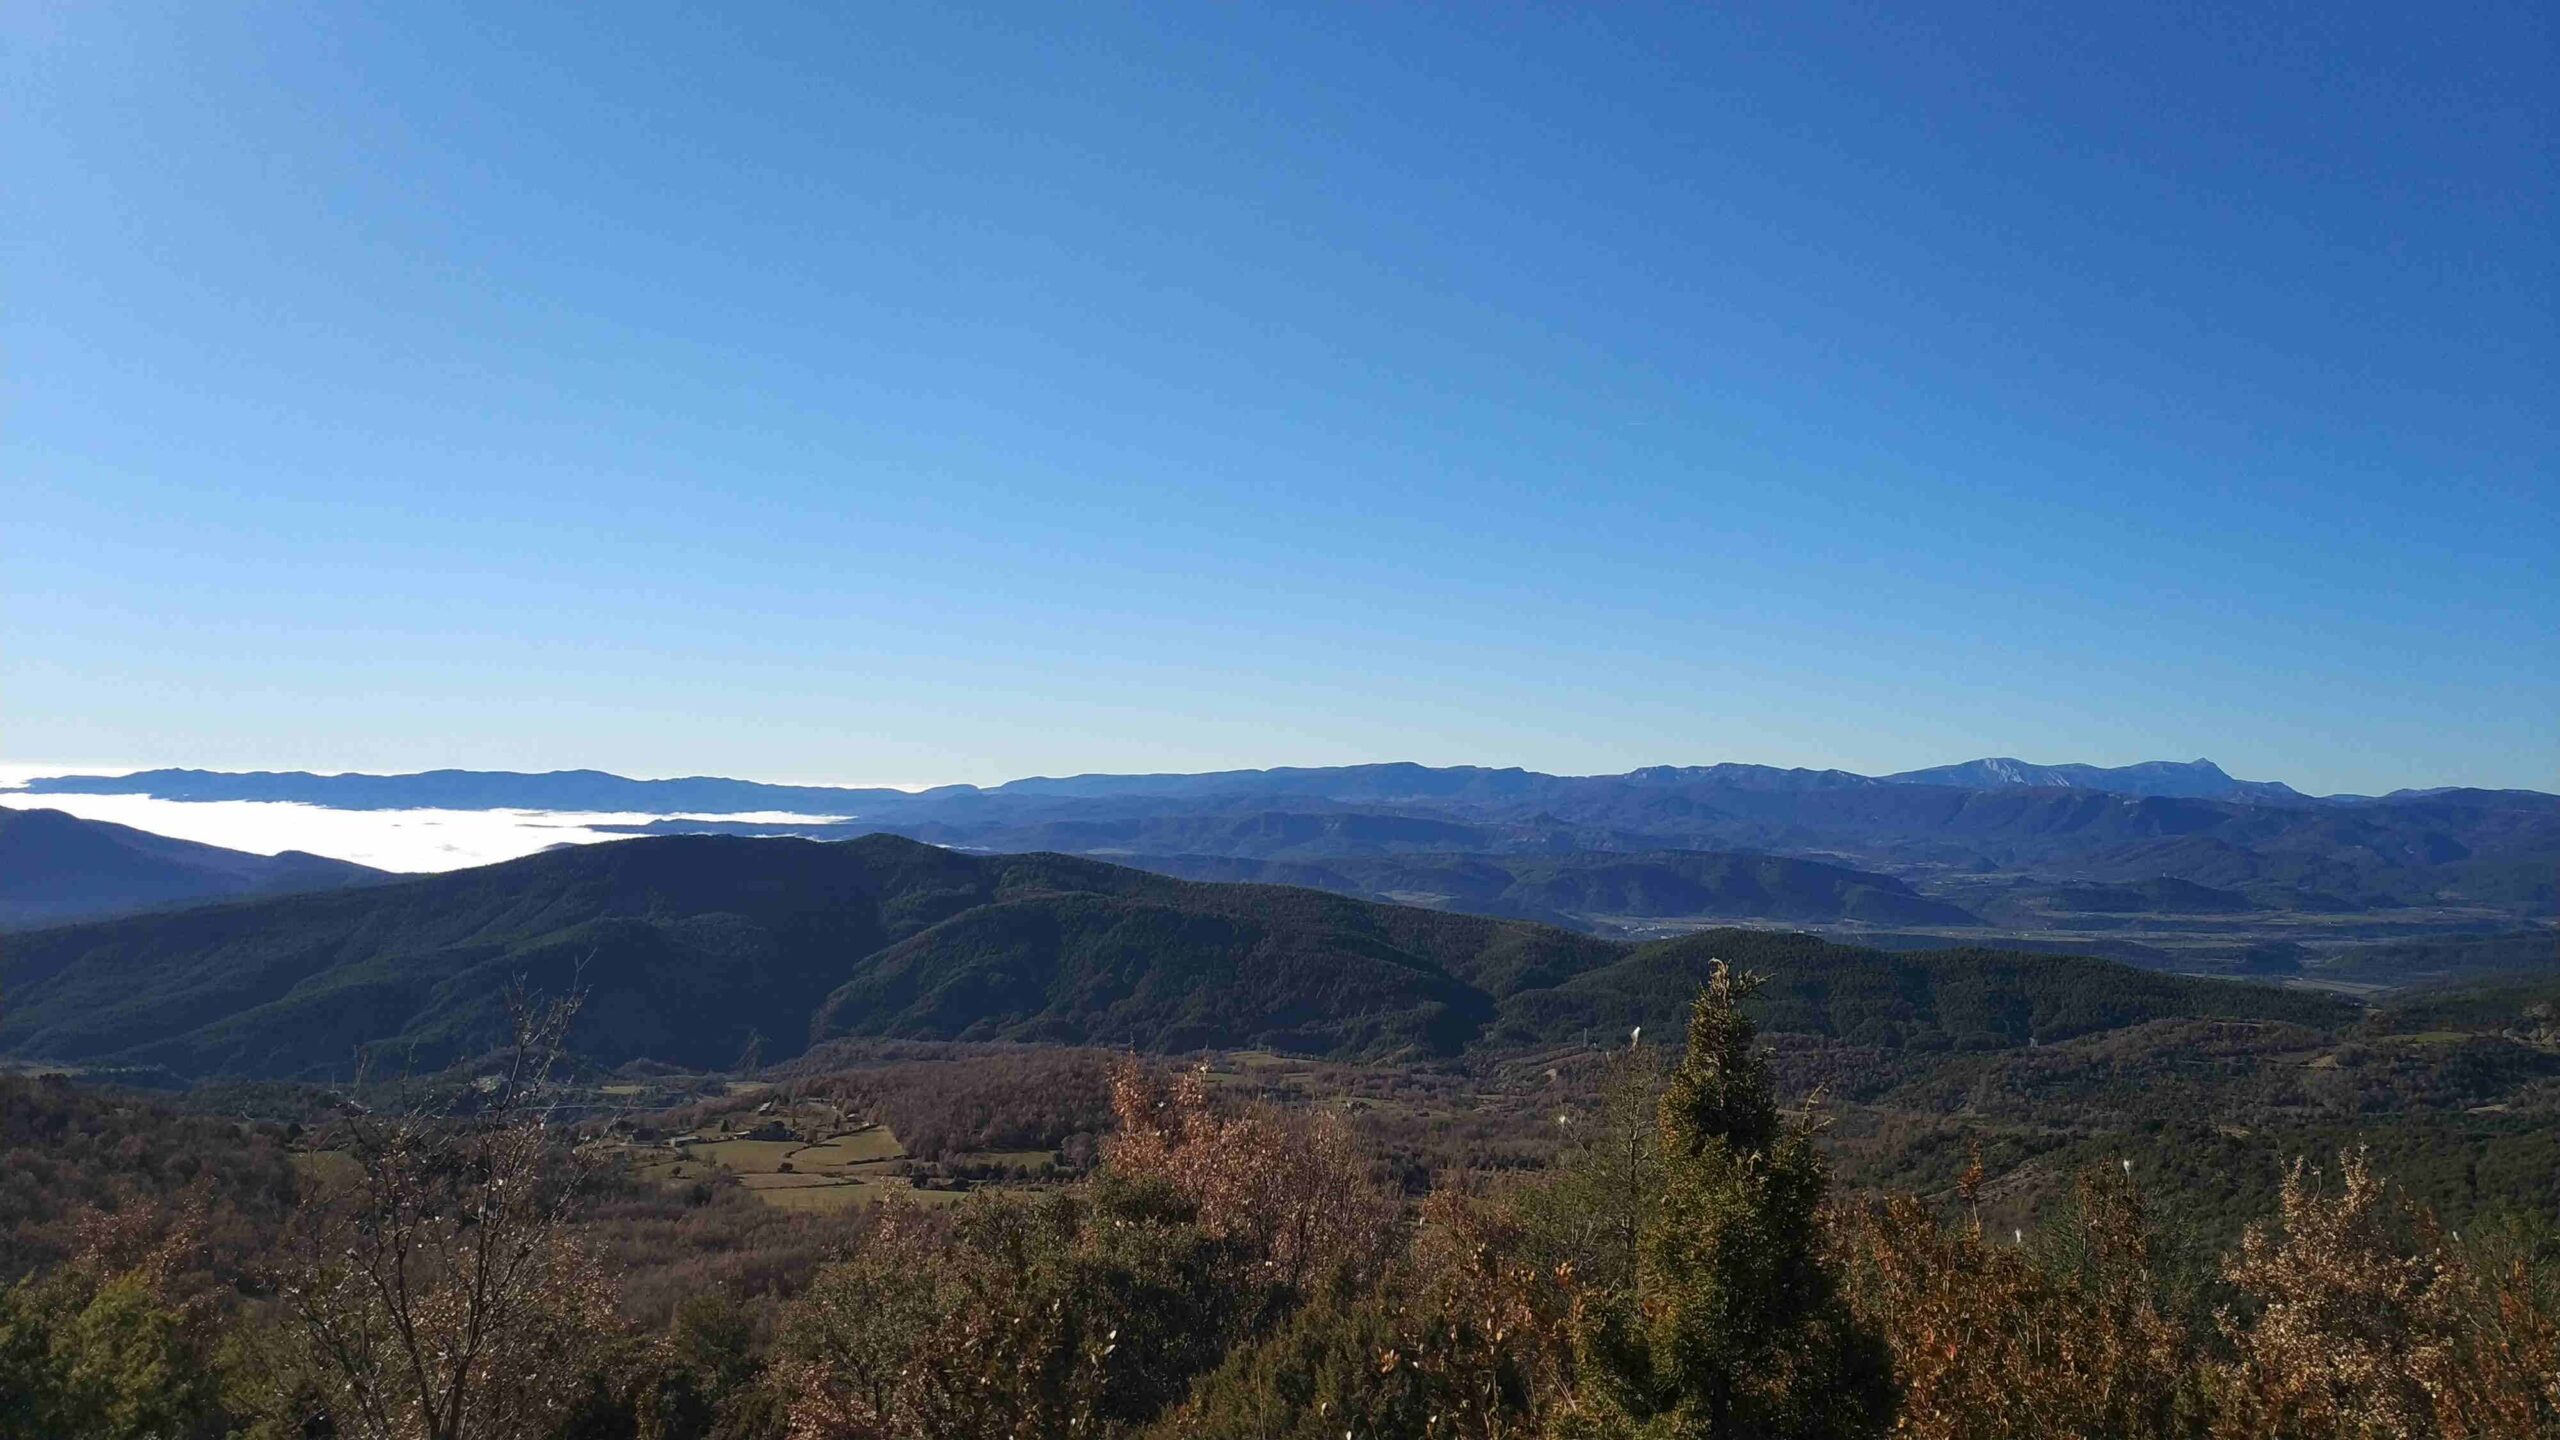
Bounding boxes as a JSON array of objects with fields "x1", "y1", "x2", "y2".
[
  {"x1": 1876, "y1": 756, "x2": 2312, "y2": 805},
  {"x1": 0, "y1": 833, "x2": 2349, "y2": 1082},
  {"x1": 26, "y1": 756, "x2": 2532, "y2": 814},
  {"x1": 0, "y1": 808, "x2": 392, "y2": 928},
  {"x1": 23, "y1": 764, "x2": 2551, "y2": 925}
]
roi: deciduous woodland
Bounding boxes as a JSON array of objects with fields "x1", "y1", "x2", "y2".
[{"x1": 5, "y1": 966, "x2": 2554, "y2": 1440}]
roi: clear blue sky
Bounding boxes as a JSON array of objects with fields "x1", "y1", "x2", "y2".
[{"x1": 7, "y1": 2, "x2": 2553, "y2": 794}]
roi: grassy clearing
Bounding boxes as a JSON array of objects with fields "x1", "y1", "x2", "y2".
[
  {"x1": 600, "y1": 1120, "x2": 946, "y2": 1211},
  {"x1": 795, "y1": 1127, "x2": 904, "y2": 1164},
  {"x1": 753, "y1": 1184, "x2": 877, "y2": 1213},
  {"x1": 679, "y1": 1138, "x2": 804, "y2": 1172},
  {"x1": 736, "y1": 1172, "x2": 840, "y2": 1190},
  {"x1": 288, "y1": 1150, "x2": 364, "y2": 1187},
  {"x1": 754, "y1": 1178, "x2": 971, "y2": 1213},
  {"x1": 950, "y1": 1149, "x2": 1056, "y2": 1170},
  {"x1": 597, "y1": 1096, "x2": 1026, "y2": 1214}
]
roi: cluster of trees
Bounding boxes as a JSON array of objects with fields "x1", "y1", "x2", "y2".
[
  {"x1": 7, "y1": 968, "x2": 2557, "y2": 1438},
  {"x1": 749, "y1": 1046, "x2": 1120, "y2": 1164},
  {"x1": 0, "y1": 1075, "x2": 295, "y2": 1284}
]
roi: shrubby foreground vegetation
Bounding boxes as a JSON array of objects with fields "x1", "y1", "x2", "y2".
[{"x1": 5, "y1": 969, "x2": 2557, "y2": 1439}]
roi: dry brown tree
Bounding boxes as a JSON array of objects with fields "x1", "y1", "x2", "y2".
[
  {"x1": 2215, "y1": 1149, "x2": 2560, "y2": 1440},
  {"x1": 1837, "y1": 1160, "x2": 2202, "y2": 1440},
  {"x1": 1104, "y1": 1057, "x2": 1399, "y2": 1303},
  {"x1": 2409, "y1": 1226, "x2": 2560, "y2": 1440},
  {"x1": 274, "y1": 989, "x2": 615, "y2": 1440},
  {"x1": 1391, "y1": 1187, "x2": 1584, "y2": 1439},
  {"x1": 772, "y1": 1199, "x2": 1121, "y2": 1440}
]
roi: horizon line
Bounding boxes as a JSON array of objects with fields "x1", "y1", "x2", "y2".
[{"x1": 5, "y1": 756, "x2": 2546, "y2": 801}]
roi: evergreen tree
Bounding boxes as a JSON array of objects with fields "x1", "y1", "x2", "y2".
[
  {"x1": 1566, "y1": 962, "x2": 1892, "y2": 1439},
  {"x1": 0, "y1": 1267, "x2": 222, "y2": 1440}
]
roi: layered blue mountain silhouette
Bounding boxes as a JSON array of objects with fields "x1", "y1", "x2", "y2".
[
  {"x1": 0, "y1": 808, "x2": 390, "y2": 928},
  {"x1": 18, "y1": 759, "x2": 2553, "y2": 920}
]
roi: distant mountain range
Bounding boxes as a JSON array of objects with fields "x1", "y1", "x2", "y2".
[
  {"x1": 0, "y1": 834, "x2": 2347, "y2": 1082},
  {"x1": 0, "y1": 808, "x2": 390, "y2": 928},
  {"x1": 19, "y1": 760, "x2": 2553, "y2": 922},
  {"x1": 24, "y1": 756, "x2": 2530, "y2": 814},
  {"x1": 12, "y1": 767, "x2": 907, "y2": 814},
  {"x1": 606, "y1": 788, "x2": 2555, "y2": 918}
]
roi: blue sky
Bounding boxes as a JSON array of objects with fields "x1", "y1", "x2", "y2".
[{"x1": 7, "y1": 2, "x2": 2552, "y2": 794}]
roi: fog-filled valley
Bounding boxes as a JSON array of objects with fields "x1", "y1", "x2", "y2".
[{"x1": 14, "y1": 758, "x2": 2551, "y2": 990}]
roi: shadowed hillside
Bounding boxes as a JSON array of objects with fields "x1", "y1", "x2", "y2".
[
  {"x1": 0, "y1": 835, "x2": 1613, "y2": 1078},
  {"x1": 1116, "y1": 849, "x2": 1981, "y2": 928},
  {"x1": 0, "y1": 808, "x2": 390, "y2": 928},
  {"x1": 1, "y1": 834, "x2": 2361, "y2": 1083},
  {"x1": 1489, "y1": 928, "x2": 2351, "y2": 1049}
]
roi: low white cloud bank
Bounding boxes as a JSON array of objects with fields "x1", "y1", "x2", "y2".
[{"x1": 0, "y1": 792, "x2": 851, "y2": 873}]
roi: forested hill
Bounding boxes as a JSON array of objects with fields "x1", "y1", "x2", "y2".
[
  {"x1": 0, "y1": 836, "x2": 1612, "y2": 1077},
  {"x1": 0, "y1": 808, "x2": 390, "y2": 928},
  {"x1": 1, "y1": 834, "x2": 2348, "y2": 1082},
  {"x1": 1490, "y1": 929, "x2": 2348, "y2": 1049},
  {"x1": 1092, "y1": 850, "x2": 1980, "y2": 927}
]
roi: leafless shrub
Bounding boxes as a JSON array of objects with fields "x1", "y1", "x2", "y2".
[{"x1": 272, "y1": 988, "x2": 618, "y2": 1440}]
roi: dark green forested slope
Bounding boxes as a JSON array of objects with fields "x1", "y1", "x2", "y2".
[
  {"x1": 3, "y1": 835, "x2": 929, "y2": 1078},
  {"x1": 1489, "y1": 928, "x2": 2353, "y2": 1049},
  {"x1": 4, "y1": 835, "x2": 2359, "y2": 1081},
  {"x1": 1805, "y1": 970, "x2": 2560, "y2": 1242},
  {"x1": 0, "y1": 835, "x2": 1613, "y2": 1078},
  {"x1": 1122, "y1": 849, "x2": 1980, "y2": 926},
  {"x1": 2362, "y1": 967, "x2": 2560, "y2": 1037},
  {"x1": 806, "y1": 860, "x2": 1625, "y2": 1055}
]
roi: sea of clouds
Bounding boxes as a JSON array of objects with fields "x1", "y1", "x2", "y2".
[{"x1": 0, "y1": 766, "x2": 848, "y2": 873}]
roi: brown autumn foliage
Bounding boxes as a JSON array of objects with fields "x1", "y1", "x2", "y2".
[
  {"x1": 768, "y1": 1063, "x2": 1401, "y2": 1440},
  {"x1": 1387, "y1": 1188, "x2": 1584, "y2": 1439},
  {"x1": 769, "y1": 1200, "x2": 1120, "y2": 1440},
  {"x1": 0, "y1": 1073, "x2": 297, "y2": 1286},
  {"x1": 2213, "y1": 1149, "x2": 2560, "y2": 1440},
  {"x1": 1144, "y1": 1185, "x2": 1582, "y2": 1440},
  {"x1": 1838, "y1": 1161, "x2": 2203, "y2": 1439},
  {"x1": 469, "y1": 989, "x2": 2560, "y2": 1438},
  {"x1": 2420, "y1": 1241, "x2": 2560, "y2": 1440},
  {"x1": 1104, "y1": 1057, "x2": 1401, "y2": 1300},
  {"x1": 583, "y1": 1169, "x2": 877, "y2": 1331},
  {"x1": 684, "y1": 1045, "x2": 1120, "y2": 1165},
  {"x1": 1831, "y1": 1143, "x2": 2560, "y2": 1440},
  {"x1": 10, "y1": 972, "x2": 2560, "y2": 1440}
]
